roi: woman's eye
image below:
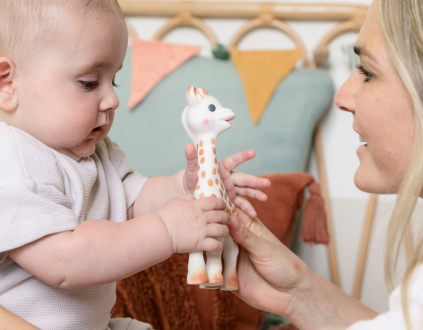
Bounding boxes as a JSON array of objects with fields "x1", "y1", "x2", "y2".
[
  {"x1": 356, "y1": 65, "x2": 373, "y2": 82},
  {"x1": 80, "y1": 81, "x2": 99, "y2": 90}
]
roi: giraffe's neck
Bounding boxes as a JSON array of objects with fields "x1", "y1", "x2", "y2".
[{"x1": 194, "y1": 134, "x2": 226, "y2": 200}]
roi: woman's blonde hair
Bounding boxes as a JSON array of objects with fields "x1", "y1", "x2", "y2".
[{"x1": 378, "y1": 0, "x2": 423, "y2": 328}]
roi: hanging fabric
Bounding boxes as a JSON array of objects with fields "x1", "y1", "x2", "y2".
[
  {"x1": 128, "y1": 37, "x2": 201, "y2": 110},
  {"x1": 231, "y1": 47, "x2": 301, "y2": 124}
]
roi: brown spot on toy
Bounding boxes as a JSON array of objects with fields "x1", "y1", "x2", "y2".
[
  {"x1": 214, "y1": 158, "x2": 217, "y2": 164},
  {"x1": 218, "y1": 168, "x2": 220, "y2": 175},
  {"x1": 208, "y1": 179, "x2": 213, "y2": 187},
  {"x1": 200, "y1": 157, "x2": 205, "y2": 164},
  {"x1": 200, "y1": 140, "x2": 204, "y2": 147},
  {"x1": 211, "y1": 194, "x2": 216, "y2": 198},
  {"x1": 229, "y1": 200, "x2": 233, "y2": 207},
  {"x1": 211, "y1": 138, "x2": 215, "y2": 145},
  {"x1": 212, "y1": 147, "x2": 216, "y2": 155},
  {"x1": 201, "y1": 171, "x2": 206, "y2": 178},
  {"x1": 219, "y1": 189, "x2": 223, "y2": 197},
  {"x1": 199, "y1": 149, "x2": 204, "y2": 156},
  {"x1": 196, "y1": 185, "x2": 201, "y2": 191},
  {"x1": 199, "y1": 192, "x2": 205, "y2": 198},
  {"x1": 233, "y1": 206, "x2": 237, "y2": 214},
  {"x1": 215, "y1": 179, "x2": 219, "y2": 185},
  {"x1": 212, "y1": 168, "x2": 216, "y2": 175},
  {"x1": 198, "y1": 165, "x2": 200, "y2": 170},
  {"x1": 221, "y1": 182, "x2": 224, "y2": 190}
]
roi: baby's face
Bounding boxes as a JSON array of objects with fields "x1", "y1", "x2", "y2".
[{"x1": 13, "y1": 13, "x2": 128, "y2": 161}]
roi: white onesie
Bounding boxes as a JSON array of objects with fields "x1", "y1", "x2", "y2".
[{"x1": 0, "y1": 122, "x2": 151, "y2": 330}]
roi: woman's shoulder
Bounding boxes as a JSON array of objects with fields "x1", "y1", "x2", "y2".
[{"x1": 347, "y1": 263, "x2": 423, "y2": 330}]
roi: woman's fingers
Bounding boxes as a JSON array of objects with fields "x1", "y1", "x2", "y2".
[
  {"x1": 206, "y1": 223, "x2": 229, "y2": 238},
  {"x1": 232, "y1": 211, "x2": 281, "y2": 246}
]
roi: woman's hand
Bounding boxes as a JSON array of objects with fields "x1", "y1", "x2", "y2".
[
  {"x1": 228, "y1": 210, "x2": 312, "y2": 318},
  {"x1": 182, "y1": 144, "x2": 271, "y2": 218}
]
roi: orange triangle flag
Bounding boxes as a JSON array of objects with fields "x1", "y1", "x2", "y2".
[
  {"x1": 231, "y1": 48, "x2": 301, "y2": 124},
  {"x1": 128, "y1": 38, "x2": 201, "y2": 110}
]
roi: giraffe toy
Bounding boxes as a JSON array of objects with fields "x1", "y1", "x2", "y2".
[{"x1": 182, "y1": 86, "x2": 239, "y2": 291}]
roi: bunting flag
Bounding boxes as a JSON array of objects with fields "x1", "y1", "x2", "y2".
[
  {"x1": 231, "y1": 47, "x2": 301, "y2": 124},
  {"x1": 128, "y1": 38, "x2": 201, "y2": 110}
]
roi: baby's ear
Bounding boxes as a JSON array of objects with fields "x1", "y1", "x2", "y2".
[{"x1": 0, "y1": 58, "x2": 18, "y2": 112}]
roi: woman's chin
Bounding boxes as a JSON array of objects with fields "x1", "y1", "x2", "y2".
[{"x1": 354, "y1": 167, "x2": 380, "y2": 194}]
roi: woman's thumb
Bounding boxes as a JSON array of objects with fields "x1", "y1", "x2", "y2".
[{"x1": 229, "y1": 214, "x2": 262, "y2": 252}]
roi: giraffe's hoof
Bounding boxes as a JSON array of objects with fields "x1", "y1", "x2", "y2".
[
  {"x1": 206, "y1": 272, "x2": 223, "y2": 285},
  {"x1": 220, "y1": 273, "x2": 238, "y2": 291},
  {"x1": 199, "y1": 285, "x2": 220, "y2": 290},
  {"x1": 187, "y1": 271, "x2": 209, "y2": 285}
]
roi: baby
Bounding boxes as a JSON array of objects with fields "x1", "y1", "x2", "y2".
[{"x1": 0, "y1": 0, "x2": 270, "y2": 330}]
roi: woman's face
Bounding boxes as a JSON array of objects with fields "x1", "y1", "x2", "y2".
[{"x1": 334, "y1": 0, "x2": 415, "y2": 194}]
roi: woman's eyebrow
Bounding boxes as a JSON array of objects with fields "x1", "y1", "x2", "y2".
[{"x1": 354, "y1": 46, "x2": 378, "y2": 63}]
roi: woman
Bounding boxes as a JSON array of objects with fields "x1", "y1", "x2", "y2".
[{"x1": 229, "y1": 0, "x2": 423, "y2": 329}]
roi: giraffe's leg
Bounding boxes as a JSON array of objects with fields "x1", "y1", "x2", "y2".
[
  {"x1": 202, "y1": 237, "x2": 224, "y2": 286},
  {"x1": 220, "y1": 235, "x2": 239, "y2": 290},
  {"x1": 187, "y1": 251, "x2": 209, "y2": 285}
]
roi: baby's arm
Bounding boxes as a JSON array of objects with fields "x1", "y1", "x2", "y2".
[{"x1": 7, "y1": 196, "x2": 229, "y2": 289}]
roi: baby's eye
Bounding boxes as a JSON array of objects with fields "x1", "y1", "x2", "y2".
[{"x1": 80, "y1": 81, "x2": 99, "y2": 90}]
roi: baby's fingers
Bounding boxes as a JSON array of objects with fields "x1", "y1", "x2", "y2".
[
  {"x1": 201, "y1": 238, "x2": 224, "y2": 252},
  {"x1": 206, "y1": 210, "x2": 231, "y2": 225},
  {"x1": 197, "y1": 196, "x2": 226, "y2": 211},
  {"x1": 206, "y1": 223, "x2": 229, "y2": 238},
  {"x1": 230, "y1": 172, "x2": 271, "y2": 189},
  {"x1": 234, "y1": 186, "x2": 268, "y2": 202},
  {"x1": 233, "y1": 195, "x2": 258, "y2": 218}
]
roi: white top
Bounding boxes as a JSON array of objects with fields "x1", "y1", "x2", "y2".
[
  {"x1": 347, "y1": 264, "x2": 423, "y2": 330},
  {"x1": 0, "y1": 122, "x2": 151, "y2": 330}
]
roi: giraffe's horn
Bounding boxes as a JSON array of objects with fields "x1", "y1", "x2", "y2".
[{"x1": 197, "y1": 88, "x2": 208, "y2": 96}]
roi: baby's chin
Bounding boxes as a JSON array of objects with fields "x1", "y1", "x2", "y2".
[{"x1": 65, "y1": 139, "x2": 99, "y2": 161}]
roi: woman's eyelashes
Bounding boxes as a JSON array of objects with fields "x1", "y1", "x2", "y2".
[{"x1": 356, "y1": 65, "x2": 374, "y2": 82}]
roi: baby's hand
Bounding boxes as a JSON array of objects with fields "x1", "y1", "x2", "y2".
[
  {"x1": 219, "y1": 150, "x2": 271, "y2": 218},
  {"x1": 182, "y1": 144, "x2": 271, "y2": 218},
  {"x1": 157, "y1": 194, "x2": 230, "y2": 254}
]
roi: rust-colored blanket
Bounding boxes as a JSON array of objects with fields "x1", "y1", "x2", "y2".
[{"x1": 111, "y1": 172, "x2": 327, "y2": 330}]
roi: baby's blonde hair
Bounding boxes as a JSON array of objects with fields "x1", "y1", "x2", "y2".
[{"x1": 0, "y1": 0, "x2": 125, "y2": 68}]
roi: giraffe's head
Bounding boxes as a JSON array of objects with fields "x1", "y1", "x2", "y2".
[{"x1": 182, "y1": 86, "x2": 235, "y2": 141}]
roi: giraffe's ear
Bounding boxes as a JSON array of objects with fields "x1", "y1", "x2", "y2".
[{"x1": 186, "y1": 86, "x2": 203, "y2": 107}]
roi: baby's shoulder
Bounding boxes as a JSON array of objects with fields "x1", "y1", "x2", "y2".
[{"x1": 0, "y1": 123, "x2": 63, "y2": 185}]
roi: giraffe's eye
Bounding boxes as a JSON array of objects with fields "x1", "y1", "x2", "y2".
[{"x1": 208, "y1": 104, "x2": 216, "y2": 112}]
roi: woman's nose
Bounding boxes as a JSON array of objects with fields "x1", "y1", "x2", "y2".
[
  {"x1": 334, "y1": 72, "x2": 359, "y2": 114},
  {"x1": 99, "y1": 88, "x2": 120, "y2": 112}
]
